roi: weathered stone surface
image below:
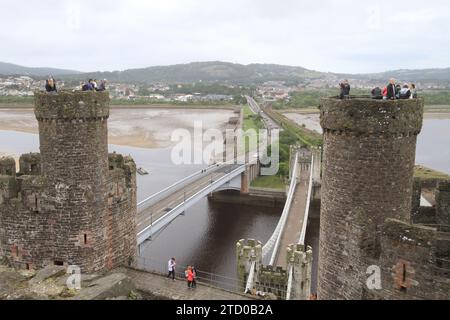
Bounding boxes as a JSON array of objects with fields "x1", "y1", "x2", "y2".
[
  {"x1": 29, "y1": 265, "x2": 66, "y2": 285},
  {"x1": 73, "y1": 273, "x2": 134, "y2": 300}
]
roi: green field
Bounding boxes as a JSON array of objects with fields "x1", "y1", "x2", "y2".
[{"x1": 250, "y1": 175, "x2": 286, "y2": 190}]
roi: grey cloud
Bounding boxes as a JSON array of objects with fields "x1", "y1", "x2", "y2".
[{"x1": 0, "y1": 0, "x2": 449, "y2": 73}]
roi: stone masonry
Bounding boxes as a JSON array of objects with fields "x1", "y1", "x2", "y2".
[
  {"x1": 0, "y1": 90, "x2": 137, "y2": 273},
  {"x1": 318, "y1": 97, "x2": 449, "y2": 300}
]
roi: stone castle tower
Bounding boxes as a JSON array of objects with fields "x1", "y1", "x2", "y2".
[
  {"x1": 318, "y1": 97, "x2": 449, "y2": 299},
  {"x1": 0, "y1": 91, "x2": 137, "y2": 273}
]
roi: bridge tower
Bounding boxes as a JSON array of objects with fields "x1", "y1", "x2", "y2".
[{"x1": 317, "y1": 97, "x2": 424, "y2": 299}]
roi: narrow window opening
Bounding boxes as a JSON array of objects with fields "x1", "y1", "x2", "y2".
[
  {"x1": 84, "y1": 234, "x2": 88, "y2": 245},
  {"x1": 54, "y1": 261, "x2": 64, "y2": 266}
]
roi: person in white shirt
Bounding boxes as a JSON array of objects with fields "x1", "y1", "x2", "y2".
[{"x1": 167, "y1": 257, "x2": 176, "y2": 280}]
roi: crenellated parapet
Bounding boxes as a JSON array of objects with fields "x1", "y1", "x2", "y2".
[
  {"x1": 34, "y1": 90, "x2": 109, "y2": 121},
  {"x1": 286, "y1": 244, "x2": 313, "y2": 300},
  {"x1": 320, "y1": 97, "x2": 424, "y2": 137},
  {"x1": 19, "y1": 153, "x2": 41, "y2": 176},
  {"x1": 236, "y1": 239, "x2": 262, "y2": 290}
]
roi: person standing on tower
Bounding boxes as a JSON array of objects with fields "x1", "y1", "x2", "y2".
[
  {"x1": 386, "y1": 78, "x2": 397, "y2": 100},
  {"x1": 339, "y1": 79, "x2": 350, "y2": 99},
  {"x1": 45, "y1": 76, "x2": 57, "y2": 92}
]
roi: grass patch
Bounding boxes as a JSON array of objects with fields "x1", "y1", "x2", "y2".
[
  {"x1": 250, "y1": 175, "x2": 286, "y2": 190},
  {"x1": 414, "y1": 165, "x2": 450, "y2": 180}
]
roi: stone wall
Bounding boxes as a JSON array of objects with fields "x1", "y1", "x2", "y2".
[
  {"x1": 0, "y1": 91, "x2": 137, "y2": 273},
  {"x1": 369, "y1": 219, "x2": 450, "y2": 300}
]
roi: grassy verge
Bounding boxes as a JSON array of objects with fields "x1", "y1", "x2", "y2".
[
  {"x1": 250, "y1": 175, "x2": 286, "y2": 190},
  {"x1": 414, "y1": 165, "x2": 450, "y2": 180}
]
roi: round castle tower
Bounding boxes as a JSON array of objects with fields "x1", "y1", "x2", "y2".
[
  {"x1": 34, "y1": 91, "x2": 115, "y2": 272},
  {"x1": 318, "y1": 97, "x2": 424, "y2": 299}
]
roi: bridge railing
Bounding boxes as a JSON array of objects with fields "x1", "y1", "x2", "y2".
[
  {"x1": 137, "y1": 163, "x2": 224, "y2": 212},
  {"x1": 261, "y1": 152, "x2": 299, "y2": 265},
  {"x1": 137, "y1": 164, "x2": 246, "y2": 245}
]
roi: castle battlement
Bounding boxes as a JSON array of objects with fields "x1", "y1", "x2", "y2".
[
  {"x1": 0, "y1": 91, "x2": 137, "y2": 272},
  {"x1": 34, "y1": 90, "x2": 109, "y2": 121},
  {"x1": 320, "y1": 97, "x2": 424, "y2": 136}
]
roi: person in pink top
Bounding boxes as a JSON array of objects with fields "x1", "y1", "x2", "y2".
[{"x1": 185, "y1": 266, "x2": 194, "y2": 289}]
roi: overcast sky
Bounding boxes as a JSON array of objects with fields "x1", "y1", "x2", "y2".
[{"x1": 1, "y1": 0, "x2": 449, "y2": 73}]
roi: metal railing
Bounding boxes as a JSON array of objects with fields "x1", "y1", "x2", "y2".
[
  {"x1": 137, "y1": 163, "x2": 223, "y2": 212},
  {"x1": 137, "y1": 164, "x2": 246, "y2": 244}
]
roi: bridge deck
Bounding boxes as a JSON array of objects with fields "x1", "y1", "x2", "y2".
[
  {"x1": 136, "y1": 165, "x2": 238, "y2": 234},
  {"x1": 273, "y1": 168, "x2": 311, "y2": 268}
]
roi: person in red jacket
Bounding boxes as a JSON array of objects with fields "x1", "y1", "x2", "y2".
[{"x1": 185, "y1": 266, "x2": 194, "y2": 289}]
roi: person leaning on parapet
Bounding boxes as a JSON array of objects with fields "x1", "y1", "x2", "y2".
[
  {"x1": 45, "y1": 76, "x2": 57, "y2": 93},
  {"x1": 371, "y1": 86, "x2": 383, "y2": 99},
  {"x1": 410, "y1": 83, "x2": 418, "y2": 99},
  {"x1": 96, "y1": 79, "x2": 107, "y2": 91},
  {"x1": 82, "y1": 79, "x2": 95, "y2": 91},
  {"x1": 386, "y1": 78, "x2": 397, "y2": 100},
  {"x1": 399, "y1": 83, "x2": 411, "y2": 99},
  {"x1": 339, "y1": 79, "x2": 351, "y2": 99}
]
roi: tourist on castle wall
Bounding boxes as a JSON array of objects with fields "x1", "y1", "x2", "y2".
[
  {"x1": 395, "y1": 84, "x2": 401, "y2": 99},
  {"x1": 386, "y1": 78, "x2": 397, "y2": 100},
  {"x1": 45, "y1": 77, "x2": 57, "y2": 92},
  {"x1": 91, "y1": 79, "x2": 98, "y2": 90},
  {"x1": 382, "y1": 86, "x2": 388, "y2": 99},
  {"x1": 410, "y1": 83, "x2": 417, "y2": 99},
  {"x1": 167, "y1": 257, "x2": 176, "y2": 281},
  {"x1": 82, "y1": 79, "x2": 95, "y2": 91},
  {"x1": 97, "y1": 79, "x2": 107, "y2": 91},
  {"x1": 339, "y1": 79, "x2": 350, "y2": 99},
  {"x1": 371, "y1": 86, "x2": 383, "y2": 99},
  {"x1": 399, "y1": 84, "x2": 411, "y2": 99}
]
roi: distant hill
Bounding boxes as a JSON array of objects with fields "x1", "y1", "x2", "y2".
[
  {"x1": 61, "y1": 61, "x2": 325, "y2": 84},
  {"x1": 2, "y1": 60, "x2": 450, "y2": 85},
  {"x1": 356, "y1": 68, "x2": 450, "y2": 82},
  {"x1": 0, "y1": 62, "x2": 81, "y2": 77}
]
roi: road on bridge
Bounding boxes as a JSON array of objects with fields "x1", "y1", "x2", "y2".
[
  {"x1": 273, "y1": 168, "x2": 311, "y2": 268},
  {"x1": 136, "y1": 165, "x2": 241, "y2": 235}
]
